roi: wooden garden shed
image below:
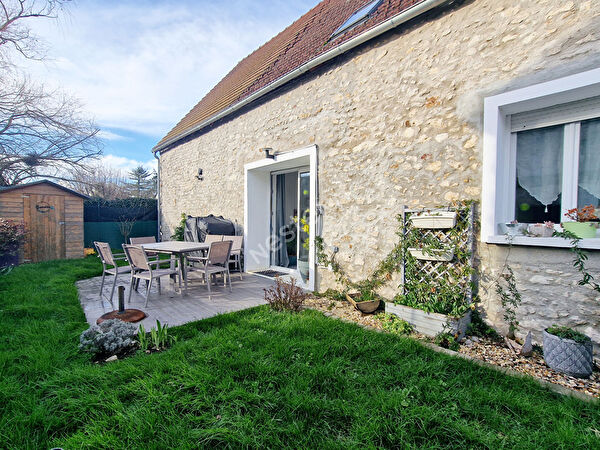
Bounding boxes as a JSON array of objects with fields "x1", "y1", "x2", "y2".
[{"x1": 0, "y1": 180, "x2": 87, "y2": 263}]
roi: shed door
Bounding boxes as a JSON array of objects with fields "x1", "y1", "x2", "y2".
[{"x1": 23, "y1": 194, "x2": 66, "y2": 262}]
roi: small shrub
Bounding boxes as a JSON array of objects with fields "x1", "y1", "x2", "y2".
[
  {"x1": 264, "y1": 277, "x2": 308, "y2": 312},
  {"x1": 435, "y1": 332, "x2": 460, "y2": 351},
  {"x1": 79, "y1": 319, "x2": 137, "y2": 357},
  {"x1": 547, "y1": 325, "x2": 590, "y2": 344},
  {"x1": 377, "y1": 313, "x2": 414, "y2": 335},
  {"x1": 172, "y1": 213, "x2": 187, "y2": 241},
  {"x1": 150, "y1": 320, "x2": 175, "y2": 350},
  {"x1": 0, "y1": 219, "x2": 26, "y2": 255},
  {"x1": 495, "y1": 266, "x2": 521, "y2": 339}
]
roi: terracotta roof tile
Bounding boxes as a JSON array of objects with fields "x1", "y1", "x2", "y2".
[{"x1": 156, "y1": 0, "x2": 425, "y2": 150}]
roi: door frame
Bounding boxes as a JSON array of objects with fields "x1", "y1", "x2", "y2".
[{"x1": 244, "y1": 145, "x2": 318, "y2": 290}]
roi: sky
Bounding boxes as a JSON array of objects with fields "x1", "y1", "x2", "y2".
[{"x1": 22, "y1": 0, "x2": 320, "y2": 174}]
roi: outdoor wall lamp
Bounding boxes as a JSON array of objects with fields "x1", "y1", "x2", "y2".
[
  {"x1": 261, "y1": 147, "x2": 276, "y2": 159},
  {"x1": 196, "y1": 168, "x2": 204, "y2": 181}
]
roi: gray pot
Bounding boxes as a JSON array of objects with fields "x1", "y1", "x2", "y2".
[{"x1": 542, "y1": 329, "x2": 593, "y2": 378}]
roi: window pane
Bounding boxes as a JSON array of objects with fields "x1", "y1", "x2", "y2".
[
  {"x1": 578, "y1": 118, "x2": 600, "y2": 210},
  {"x1": 515, "y1": 125, "x2": 563, "y2": 223}
]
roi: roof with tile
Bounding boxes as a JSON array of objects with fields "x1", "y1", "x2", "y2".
[{"x1": 155, "y1": 0, "x2": 427, "y2": 151}]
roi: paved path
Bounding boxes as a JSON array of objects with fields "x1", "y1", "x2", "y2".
[{"x1": 76, "y1": 272, "x2": 272, "y2": 328}]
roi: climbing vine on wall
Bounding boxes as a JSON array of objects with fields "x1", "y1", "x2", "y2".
[{"x1": 316, "y1": 201, "x2": 477, "y2": 317}]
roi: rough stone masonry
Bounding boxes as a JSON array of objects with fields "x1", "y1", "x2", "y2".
[{"x1": 159, "y1": 0, "x2": 600, "y2": 351}]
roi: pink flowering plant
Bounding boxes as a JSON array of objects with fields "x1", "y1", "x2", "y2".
[{"x1": 0, "y1": 219, "x2": 26, "y2": 255}]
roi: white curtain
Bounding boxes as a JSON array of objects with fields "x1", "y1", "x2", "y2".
[
  {"x1": 578, "y1": 118, "x2": 600, "y2": 201},
  {"x1": 516, "y1": 126, "x2": 564, "y2": 208}
]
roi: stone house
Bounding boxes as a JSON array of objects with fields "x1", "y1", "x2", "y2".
[{"x1": 154, "y1": 0, "x2": 600, "y2": 349}]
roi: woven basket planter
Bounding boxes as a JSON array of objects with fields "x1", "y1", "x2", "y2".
[{"x1": 543, "y1": 329, "x2": 593, "y2": 378}]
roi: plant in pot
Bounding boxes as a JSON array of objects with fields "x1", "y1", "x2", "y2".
[
  {"x1": 544, "y1": 229, "x2": 599, "y2": 378},
  {"x1": 295, "y1": 212, "x2": 310, "y2": 282},
  {"x1": 561, "y1": 205, "x2": 598, "y2": 239},
  {"x1": 527, "y1": 221, "x2": 555, "y2": 238},
  {"x1": 543, "y1": 325, "x2": 593, "y2": 378},
  {"x1": 345, "y1": 282, "x2": 382, "y2": 314},
  {"x1": 0, "y1": 219, "x2": 26, "y2": 268},
  {"x1": 499, "y1": 220, "x2": 527, "y2": 236}
]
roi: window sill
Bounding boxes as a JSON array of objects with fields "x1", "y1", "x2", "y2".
[{"x1": 486, "y1": 235, "x2": 600, "y2": 250}]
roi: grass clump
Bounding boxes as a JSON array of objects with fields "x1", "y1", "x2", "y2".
[{"x1": 1, "y1": 258, "x2": 600, "y2": 448}]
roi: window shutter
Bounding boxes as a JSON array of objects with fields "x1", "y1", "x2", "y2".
[{"x1": 511, "y1": 96, "x2": 600, "y2": 132}]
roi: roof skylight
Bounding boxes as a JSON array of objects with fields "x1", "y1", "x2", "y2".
[{"x1": 330, "y1": 0, "x2": 383, "y2": 39}]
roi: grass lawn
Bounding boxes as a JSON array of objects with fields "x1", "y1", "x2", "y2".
[{"x1": 1, "y1": 259, "x2": 599, "y2": 448}]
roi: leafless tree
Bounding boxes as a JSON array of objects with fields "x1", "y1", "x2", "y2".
[
  {"x1": 69, "y1": 165, "x2": 128, "y2": 199},
  {"x1": 0, "y1": 0, "x2": 67, "y2": 65},
  {"x1": 0, "y1": 0, "x2": 102, "y2": 186}
]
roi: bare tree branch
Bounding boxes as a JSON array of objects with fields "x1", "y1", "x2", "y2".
[
  {"x1": 69, "y1": 165, "x2": 129, "y2": 199},
  {"x1": 0, "y1": 0, "x2": 68, "y2": 64},
  {"x1": 0, "y1": 1, "x2": 102, "y2": 186}
]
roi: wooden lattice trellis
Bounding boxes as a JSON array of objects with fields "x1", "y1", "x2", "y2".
[{"x1": 401, "y1": 204, "x2": 477, "y2": 306}]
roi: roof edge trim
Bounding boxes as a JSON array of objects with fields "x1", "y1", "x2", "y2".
[{"x1": 154, "y1": 0, "x2": 452, "y2": 154}]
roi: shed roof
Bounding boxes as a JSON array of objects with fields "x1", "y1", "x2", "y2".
[
  {"x1": 155, "y1": 0, "x2": 434, "y2": 152},
  {"x1": 0, "y1": 180, "x2": 89, "y2": 199}
]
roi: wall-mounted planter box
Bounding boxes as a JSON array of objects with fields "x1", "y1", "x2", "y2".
[
  {"x1": 408, "y1": 247, "x2": 454, "y2": 262},
  {"x1": 410, "y1": 211, "x2": 457, "y2": 229},
  {"x1": 385, "y1": 302, "x2": 471, "y2": 340}
]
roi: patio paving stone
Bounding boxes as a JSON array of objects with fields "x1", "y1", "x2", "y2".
[{"x1": 76, "y1": 271, "x2": 272, "y2": 329}]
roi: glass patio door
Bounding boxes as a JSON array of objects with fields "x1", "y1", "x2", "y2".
[
  {"x1": 271, "y1": 170, "x2": 298, "y2": 269},
  {"x1": 270, "y1": 168, "x2": 310, "y2": 282}
]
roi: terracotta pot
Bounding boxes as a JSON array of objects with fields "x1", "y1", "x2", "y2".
[{"x1": 345, "y1": 293, "x2": 381, "y2": 314}]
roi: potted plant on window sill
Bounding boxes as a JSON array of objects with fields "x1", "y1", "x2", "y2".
[
  {"x1": 527, "y1": 221, "x2": 555, "y2": 237},
  {"x1": 499, "y1": 220, "x2": 527, "y2": 236},
  {"x1": 561, "y1": 205, "x2": 598, "y2": 239}
]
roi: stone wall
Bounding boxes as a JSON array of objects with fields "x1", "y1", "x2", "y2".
[{"x1": 159, "y1": 0, "x2": 600, "y2": 349}]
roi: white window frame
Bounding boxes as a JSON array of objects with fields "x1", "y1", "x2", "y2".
[{"x1": 481, "y1": 68, "x2": 600, "y2": 250}]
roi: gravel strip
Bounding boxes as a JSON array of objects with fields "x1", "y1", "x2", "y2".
[{"x1": 458, "y1": 337, "x2": 600, "y2": 398}]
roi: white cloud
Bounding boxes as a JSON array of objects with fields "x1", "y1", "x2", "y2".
[
  {"x1": 24, "y1": 1, "x2": 320, "y2": 139},
  {"x1": 100, "y1": 154, "x2": 157, "y2": 173},
  {"x1": 96, "y1": 130, "x2": 131, "y2": 141}
]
